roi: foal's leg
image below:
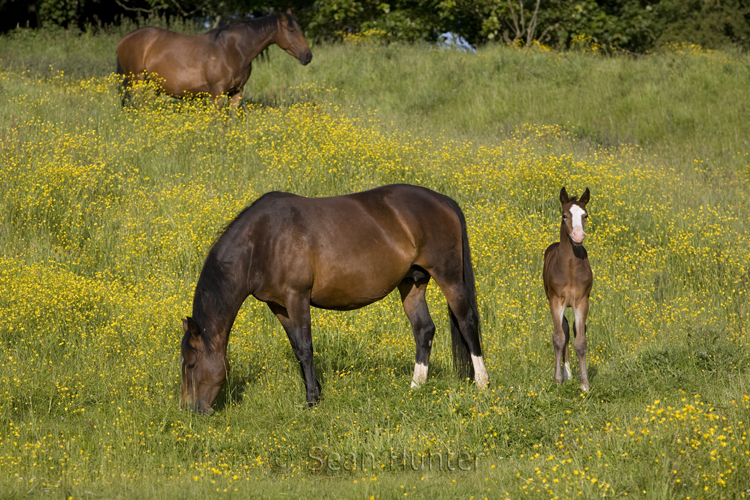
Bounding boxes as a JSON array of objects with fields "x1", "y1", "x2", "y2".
[
  {"x1": 398, "y1": 276, "x2": 435, "y2": 388},
  {"x1": 561, "y1": 315, "x2": 572, "y2": 382},
  {"x1": 572, "y1": 299, "x2": 590, "y2": 391},
  {"x1": 549, "y1": 297, "x2": 568, "y2": 385},
  {"x1": 268, "y1": 296, "x2": 321, "y2": 405}
]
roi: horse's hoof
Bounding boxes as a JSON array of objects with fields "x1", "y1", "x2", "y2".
[
  {"x1": 306, "y1": 395, "x2": 323, "y2": 408},
  {"x1": 580, "y1": 382, "x2": 590, "y2": 392}
]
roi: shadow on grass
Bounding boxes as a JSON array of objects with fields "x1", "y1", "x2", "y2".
[{"x1": 212, "y1": 356, "x2": 266, "y2": 412}]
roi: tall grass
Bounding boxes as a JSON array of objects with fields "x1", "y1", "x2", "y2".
[{"x1": 0, "y1": 29, "x2": 749, "y2": 498}]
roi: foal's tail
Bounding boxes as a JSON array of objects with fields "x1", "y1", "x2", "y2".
[{"x1": 444, "y1": 197, "x2": 481, "y2": 381}]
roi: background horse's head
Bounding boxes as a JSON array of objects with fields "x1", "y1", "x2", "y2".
[
  {"x1": 274, "y1": 11, "x2": 313, "y2": 66},
  {"x1": 180, "y1": 317, "x2": 227, "y2": 415},
  {"x1": 559, "y1": 187, "x2": 590, "y2": 245}
]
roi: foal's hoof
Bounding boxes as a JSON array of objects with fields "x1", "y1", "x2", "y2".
[{"x1": 580, "y1": 382, "x2": 590, "y2": 392}]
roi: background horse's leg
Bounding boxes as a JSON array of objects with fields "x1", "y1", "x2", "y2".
[
  {"x1": 120, "y1": 76, "x2": 132, "y2": 107},
  {"x1": 268, "y1": 297, "x2": 321, "y2": 405},
  {"x1": 397, "y1": 276, "x2": 434, "y2": 388},
  {"x1": 228, "y1": 88, "x2": 243, "y2": 108},
  {"x1": 562, "y1": 315, "x2": 572, "y2": 381},
  {"x1": 549, "y1": 298, "x2": 567, "y2": 385},
  {"x1": 572, "y1": 299, "x2": 590, "y2": 391}
]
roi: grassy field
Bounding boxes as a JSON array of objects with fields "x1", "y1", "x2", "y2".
[{"x1": 1, "y1": 26, "x2": 750, "y2": 499}]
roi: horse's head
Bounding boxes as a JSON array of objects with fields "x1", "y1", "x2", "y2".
[
  {"x1": 559, "y1": 187, "x2": 590, "y2": 246},
  {"x1": 180, "y1": 317, "x2": 228, "y2": 415},
  {"x1": 275, "y1": 11, "x2": 313, "y2": 66}
]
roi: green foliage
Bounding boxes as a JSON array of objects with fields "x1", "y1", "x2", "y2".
[
  {"x1": 303, "y1": 0, "x2": 444, "y2": 42},
  {"x1": 652, "y1": 0, "x2": 750, "y2": 49},
  {"x1": 38, "y1": 0, "x2": 86, "y2": 26},
  {"x1": 301, "y1": 0, "x2": 750, "y2": 50},
  {"x1": 3, "y1": 0, "x2": 750, "y2": 51}
]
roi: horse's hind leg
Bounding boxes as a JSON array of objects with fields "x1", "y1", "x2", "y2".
[
  {"x1": 432, "y1": 275, "x2": 488, "y2": 388},
  {"x1": 398, "y1": 274, "x2": 435, "y2": 388},
  {"x1": 268, "y1": 297, "x2": 321, "y2": 405},
  {"x1": 550, "y1": 298, "x2": 567, "y2": 385},
  {"x1": 572, "y1": 299, "x2": 590, "y2": 391}
]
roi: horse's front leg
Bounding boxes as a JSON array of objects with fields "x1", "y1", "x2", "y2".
[
  {"x1": 268, "y1": 296, "x2": 321, "y2": 405},
  {"x1": 572, "y1": 298, "x2": 590, "y2": 391},
  {"x1": 549, "y1": 298, "x2": 568, "y2": 385},
  {"x1": 398, "y1": 276, "x2": 434, "y2": 388}
]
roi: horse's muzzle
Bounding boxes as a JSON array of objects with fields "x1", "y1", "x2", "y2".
[
  {"x1": 180, "y1": 396, "x2": 215, "y2": 416},
  {"x1": 300, "y1": 51, "x2": 313, "y2": 66}
]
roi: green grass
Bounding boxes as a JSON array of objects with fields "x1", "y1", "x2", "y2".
[{"x1": 1, "y1": 27, "x2": 750, "y2": 499}]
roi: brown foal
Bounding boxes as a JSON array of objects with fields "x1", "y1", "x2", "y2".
[
  {"x1": 543, "y1": 187, "x2": 593, "y2": 391},
  {"x1": 116, "y1": 11, "x2": 312, "y2": 106}
]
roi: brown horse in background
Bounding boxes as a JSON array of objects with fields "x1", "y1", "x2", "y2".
[
  {"x1": 116, "y1": 11, "x2": 312, "y2": 106},
  {"x1": 543, "y1": 187, "x2": 593, "y2": 391},
  {"x1": 180, "y1": 184, "x2": 489, "y2": 415}
]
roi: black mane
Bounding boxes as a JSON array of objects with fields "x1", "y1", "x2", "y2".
[
  {"x1": 187, "y1": 194, "x2": 281, "y2": 351},
  {"x1": 188, "y1": 250, "x2": 235, "y2": 353},
  {"x1": 208, "y1": 12, "x2": 294, "y2": 41}
]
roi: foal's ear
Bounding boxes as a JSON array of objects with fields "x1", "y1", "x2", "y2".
[
  {"x1": 559, "y1": 187, "x2": 570, "y2": 205},
  {"x1": 579, "y1": 187, "x2": 590, "y2": 206},
  {"x1": 182, "y1": 317, "x2": 200, "y2": 337},
  {"x1": 286, "y1": 8, "x2": 292, "y2": 14}
]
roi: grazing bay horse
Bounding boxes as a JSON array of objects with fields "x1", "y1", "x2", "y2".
[
  {"x1": 543, "y1": 187, "x2": 593, "y2": 391},
  {"x1": 116, "y1": 11, "x2": 312, "y2": 106},
  {"x1": 180, "y1": 184, "x2": 489, "y2": 415}
]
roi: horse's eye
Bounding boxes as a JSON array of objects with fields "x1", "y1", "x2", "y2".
[
  {"x1": 187, "y1": 362, "x2": 196, "y2": 370},
  {"x1": 562, "y1": 215, "x2": 568, "y2": 219}
]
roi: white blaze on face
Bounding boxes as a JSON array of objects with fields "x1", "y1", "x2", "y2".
[
  {"x1": 471, "y1": 354, "x2": 489, "y2": 389},
  {"x1": 411, "y1": 362, "x2": 428, "y2": 388},
  {"x1": 569, "y1": 204, "x2": 586, "y2": 244}
]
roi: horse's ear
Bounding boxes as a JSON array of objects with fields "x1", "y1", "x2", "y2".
[
  {"x1": 579, "y1": 188, "x2": 590, "y2": 206},
  {"x1": 286, "y1": 8, "x2": 292, "y2": 14},
  {"x1": 559, "y1": 187, "x2": 570, "y2": 205},
  {"x1": 182, "y1": 317, "x2": 200, "y2": 337}
]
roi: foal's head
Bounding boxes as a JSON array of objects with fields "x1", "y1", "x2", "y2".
[
  {"x1": 559, "y1": 187, "x2": 590, "y2": 246},
  {"x1": 275, "y1": 11, "x2": 313, "y2": 66},
  {"x1": 180, "y1": 317, "x2": 227, "y2": 415}
]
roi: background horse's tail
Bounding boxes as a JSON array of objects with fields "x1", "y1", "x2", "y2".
[
  {"x1": 444, "y1": 197, "x2": 481, "y2": 381},
  {"x1": 116, "y1": 52, "x2": 124, "y2": 77},
  {"x1": 115, "y1": 53, "x2": 129, "y2": 106}
]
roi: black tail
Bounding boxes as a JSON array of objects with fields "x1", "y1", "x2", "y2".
[
  {"x1": 445, "y1": 197, "x2": 481, "y2": 381},
  {"x1": 116, "y1": 52, "x2": 124, "y2": 77}
]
